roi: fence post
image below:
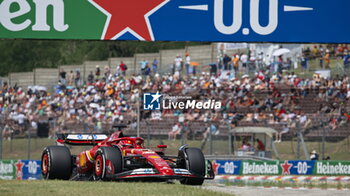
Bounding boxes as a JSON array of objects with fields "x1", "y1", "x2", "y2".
[
  {"x1": 27, "y1": 126, "x2": 31, "y2": 160},
  {"x1": 137, "y1": 96, "x2": 140, "y2": 137},
  {"x1": 0, "y1": 115, "x2": 3, "y2": 160},
  {"x1": 228, "y1": 122, "x2": 232, "y2": 155},
  {"x1": 296, "y1": 121, "x2": 301, "y2": 159},
  {"x1": 322, "y1": 125, "x2": 326, "y2": 160},
  {"x1": 146, "y1": 120, "x2": 150, "y2": 147},
  {"x1": 209, "y1": 125, "x2": 213, "y2": 155}
]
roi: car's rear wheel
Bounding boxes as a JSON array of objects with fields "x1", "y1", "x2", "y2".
[
  {"x1": 179, "y1": 147, "x2": 205, "y2": 185},
  {"x1": 93, "y1": 147, "x2": 123, "y2": 181},
  {"x1": 41, "y1": 146, "x2": 72, "y2": 180}
]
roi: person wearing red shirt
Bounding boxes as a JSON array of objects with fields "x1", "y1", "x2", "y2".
[
  {"x1": 256, "y1": 139, "x2": 265, "y2": 151},
  {"x1": 119, "y1": 61, "x2": 127, "y2": 76}
]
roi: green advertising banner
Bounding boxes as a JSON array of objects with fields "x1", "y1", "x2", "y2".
[
  {"x1": 314, "y1": 161, "x2": 350, "y2": 176},
  {"x1": 0, "y1": 0, "x2": 106, "y2": 40},
  {"x1": 0, "y1": 160, "x2": 16, "y2": 180}
]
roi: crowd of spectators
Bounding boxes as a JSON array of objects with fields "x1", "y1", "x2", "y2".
[{"x1": 1, "y1": 46, "x2": 350, "y2": 142}]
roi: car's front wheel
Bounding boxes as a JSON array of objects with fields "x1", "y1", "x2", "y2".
[{"x1": 179, "y1": 147, "x2": 205, "y2": 185}]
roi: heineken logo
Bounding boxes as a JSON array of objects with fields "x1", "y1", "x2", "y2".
[
  {"x1": 0, "y1": 0, "x2": 68, "y2": 32},
  {"x1": 316, "y1": 162, "x2": 350, "y2": 175},
  {"x1": 0, "y1": 162, "x2": 14, "y2": 174},
  {"x1": 242, "y1": 162, "x2": 279, "y2": 175}
]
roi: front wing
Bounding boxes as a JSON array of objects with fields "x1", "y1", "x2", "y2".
[{"x1": 105, "y1": 167, "x2": 214, "y2": 181}]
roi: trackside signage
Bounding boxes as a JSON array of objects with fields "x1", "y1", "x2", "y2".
[
  {"x1": 242, "y1": 160, "x2": 280, "y2": 175},
  {"x1": 315, "y1": 161, "x2": 350, "y2": 175},
  {"x1": 1, "y1": 0, "x2": 350, "y2": 43},
  {"x1": 0, "y1": 160, "x2": 42, "y2": 180},
  {"x1": 212, "y1": 160, "x2": 350, "y2": 176},
  {"x1": 0, "y1": 160, "x2": 15, "y2": 179}
]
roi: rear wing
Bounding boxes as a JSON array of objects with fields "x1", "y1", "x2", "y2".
[{"x1": 56, "y1": 133, "x2": 108, "y2": 145}]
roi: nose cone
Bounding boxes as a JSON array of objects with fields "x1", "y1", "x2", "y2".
[{"x1": 159, "y1": 167, "x2": 174, "y2": 175}]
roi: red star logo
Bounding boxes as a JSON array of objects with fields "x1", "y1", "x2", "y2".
[
  {"x1": 89, "y1": 0, "x2": 169, "y2": 40},
  {"x1": 212, "y1": 161, "x2": 220, "y2": 175},
  {"x1": 15, "y1": 160, "x2": 24, "y2": 180},
  {"x1": 280, "y1": 160, "x2": 292, "y2": 175}
]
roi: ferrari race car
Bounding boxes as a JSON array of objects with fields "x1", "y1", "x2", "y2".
[{"x1": 41, "y1": 131, "x2": 215, "y2": 185}]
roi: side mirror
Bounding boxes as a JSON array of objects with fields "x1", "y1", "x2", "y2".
[{"x1": 157, "y1": 145, "x2": 167, "y2": 148}]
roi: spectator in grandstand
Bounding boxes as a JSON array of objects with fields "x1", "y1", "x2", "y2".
[
  {"x1": 185, "y1": 52, "x2": 190, "y2": 75},
  {"x1": 343, "y1": 52, "x2": 350, "y2": 74},
  {"x1": 275, "y1": 123, "x2": 289, "y2": 143},
  {"x1": 144, "y1": 64, "x2": 151, "y2": 77},
  {"x1": 75, "y1": 69, "x2": 81, "y2": 87},
  {"x1": 68, "y1": 70, "x2": 74, "y2": 86},
  {"x1": 232, "y1": 54, "x2": 240, "y2": 72},
  {"x1": 151, "y1": 110, "x2": 162, "y2": 120},
  {"x1": 119, "y1": 61, "x2": 127, "y2": 76},
  {"x1": 140, "y1": 60, "x2": 147, "y2": 75},
  {"x1": 323, "y1": 156, "x2": 331, "y2": 160},
  {"x1": 209, "y1": 63, "x2": 218, "y2": 76},
  {"x1": 95, "y1": 65, "x2": 101, "y2": 79},
  {"x1": 310, "y1": 150, "x2": 319, "y2": 160},
  {"x1": 104, "y1": 65, "x2": 111, "y2": 78},
  {"x1": 240, "y1": 53, "x2": 248, "y2": 72},
  {"x1": 152, "y1": 58, "x2": 158, "y2": 74},
  {"x1": 59, "y1": 69, "x2": 66, "y2": 85},
  {"x1": 168, "y1": 123, "x2": 181, "y2": 140},
  {"x1": 174, "y1": 54, "x2": 183, "y2": 73},
  {"x1": 300, "y1": 54, "x2": 308, "y2": 71},
  {"x1": 2, "y1": 124, "x2": 12, "y2": 140},
  {"x1": 240, "y1": 139, "x2": 252, "y2": 151},
  {"x1": 256, "y1": 139, "x2": 265, "y2": 151},
  {"x1": 324, "y1": 50, "x2": 330, "y2": 69},
  {"x1": 87, "y1": 71, "x2": 94, "y2": 85},
  {"x1": 223, "y1": 54, "x2": 231, "y2": 70}
]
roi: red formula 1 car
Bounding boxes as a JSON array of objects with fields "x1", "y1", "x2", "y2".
[{"x1": 41, "y1": 130, "x2": 214, "y2": 185}]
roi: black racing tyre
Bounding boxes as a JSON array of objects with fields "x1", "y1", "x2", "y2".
[
  {"x1": 180, "y1": 147, "x2": 205, "y2": 185},
  {"x1": 41, "y1": 146, "x2": 72, "y2": 180},
  {"x1": 93, "y1": 147, "x2": 123, "y2": 181}
]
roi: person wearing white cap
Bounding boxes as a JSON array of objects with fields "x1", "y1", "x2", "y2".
[
  {"x1": 174, "y1": 54, "x2": 183, "y2": 72},
  {"x1": 310, "y1": 150, "x2": 319, "y2": 160}
]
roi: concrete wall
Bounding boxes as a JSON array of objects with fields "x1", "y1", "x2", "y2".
[
  {"x1": 187, "y1": 45, "x2": 214, "y2": 65},
  {"x1": 0, "y1": 77, "x2": 9, "y2": 86},
  {"x1": 9, "y1": 72, "x2": 34, "y2": 89},
  {"x1": 34, "y1": 68, "x2": 58, "y2": 88},
  {"x1": 5, "y1": 44, "x2": 220, "y2": 87}
]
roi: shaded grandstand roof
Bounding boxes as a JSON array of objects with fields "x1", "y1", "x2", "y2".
[{"x1": 231, "y1": 127, "x2": 277, "y2": 138}]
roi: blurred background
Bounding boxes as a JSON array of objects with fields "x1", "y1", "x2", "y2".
[{"x1": 1, "y1": 41, "x2": 350, "y2": 161}]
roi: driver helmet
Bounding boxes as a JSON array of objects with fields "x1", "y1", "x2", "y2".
[{"x1": 119, "y1": 140, "x2": 133, "y2": 148}]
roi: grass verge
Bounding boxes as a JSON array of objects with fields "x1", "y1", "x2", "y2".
[{"x1": 0, "y1": 180, "x2": 230, "y2": 196}]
